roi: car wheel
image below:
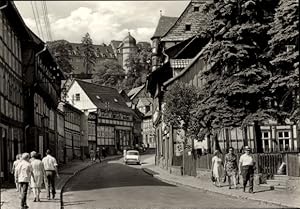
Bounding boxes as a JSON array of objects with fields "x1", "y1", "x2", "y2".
[{"x1": 125, "y1": 161, "x2": 128, "y2": 165}]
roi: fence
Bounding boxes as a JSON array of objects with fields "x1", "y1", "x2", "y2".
[
  {"x1": 286, "y1": 153, "x2": 300, "y2": 177},
  {"x1": 188, "y1": 152, "x2": 300, "y2": 177},
  {"x1": 255, "y1": 153, "x2": 282, "y2": 175},
  {"x1": 196, "y1": 154, "x2": 213, "y2": 170},
  {"x1": 172, "y1": 151, "x2": 300, "y2": 177}
]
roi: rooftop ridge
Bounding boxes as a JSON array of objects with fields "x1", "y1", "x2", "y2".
[{"x1": 75, "y1": 79, "x2": 118, "y2": 91}]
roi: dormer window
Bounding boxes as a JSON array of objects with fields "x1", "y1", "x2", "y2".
[
  {"x1": 194, "y1": 6, "x2": 199, "y2": 12},
  {"x1": 185, "y1": 24, "x2": 191, "y2": 31}
]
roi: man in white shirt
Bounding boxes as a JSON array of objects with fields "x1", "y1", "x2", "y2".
[
  {"x1": 15, "y1": 153, "x2": 35, "y2": 209},
  {"x1": 42, "y1": 149, "x2": 59, "y2": 200},
  {"x1": 11, "y1": 154, "x2": 22, "y2": 192},
  {"x1": 239, "y1": 146, "x2": 255, "y2": 193}
]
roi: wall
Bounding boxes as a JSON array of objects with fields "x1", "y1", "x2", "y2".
[
  {"x1": 122, "y1": 45, "x2": 137, "y2": 74},
  {"x1": 142, "y1": 118, "x2": 155, "y2": 148},
  {"x1": 80, "y1": 112, "x2": 89, "y2": 159},
  {"x1": 66, "y1": 81, "x2": 97, "y2": 111},
  {"x1": 56, "y1": 112, "x2": 65, "y2": 163}
]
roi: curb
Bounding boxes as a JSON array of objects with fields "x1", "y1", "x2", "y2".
[
  {"x1": 60, "y1": 156, "x2": 122, "y2": 209},
  {"x1": 142, "y1": 167, "x2": 297, "y2": 209},
  {"x1": 142, "y1": 167, "x2": 158, "y2": 177}
]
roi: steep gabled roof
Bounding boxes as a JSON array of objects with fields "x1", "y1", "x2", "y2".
[
  {"x1": 137, "y1": 98, "x2": 152, "y2": 107},
  {"x1": 111, "y1": 40, "x2": 122, "y2": 49},
  {"x1": 161, "y1": 0, "x2": 209, "y2": 42},
  {"x1": 151, "y1": 15, "x2": 178, "y2": 40},
  {"x1": 67, "y1": 42, "x2": 115, "y2": 58},
  {"x1": 127, "y1": 85, "x2": 145, "y2": 100},
  {"x1": 75, "y1": 79, "x2": 135, "y2": 114}
]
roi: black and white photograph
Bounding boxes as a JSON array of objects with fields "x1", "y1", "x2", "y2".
[{"x1": 0, "y1": 0, "x2": 299, "y2": 209}]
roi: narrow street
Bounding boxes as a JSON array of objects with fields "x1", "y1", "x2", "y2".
[{"x1": 63, "y1": 155, "x2": 277, "y2": 209}]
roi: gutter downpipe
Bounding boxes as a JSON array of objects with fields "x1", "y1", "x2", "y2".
[
  {"x1": 162, "y1": 47, "x2": 169, "y2": 64},
  {"x1": 32, "y1": 44, "x2": 47, "y2": 155},
  {"x1": 0, "y1": 1, "x2": 8, "y2": 10},
  {"x1": 35, "y1": 44, "x2": 48, "y2": 78},
  {"x1": 33, "y1": 44, "x2": 47, "y2": 88}
]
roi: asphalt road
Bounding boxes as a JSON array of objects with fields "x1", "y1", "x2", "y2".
[{"x1": 63, "y1": 155, "x2": 277, "y2": 209}]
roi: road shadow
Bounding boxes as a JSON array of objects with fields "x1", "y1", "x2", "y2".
[
  {"x1": 65, "y1": 162, "x2": 176, "y2": 192},
  {"x1": 253, "y1": 188, "x2": 273, "y2": 194},
  {"x1": 64, "y1": 199, "x2": 95, "y2": 206}
]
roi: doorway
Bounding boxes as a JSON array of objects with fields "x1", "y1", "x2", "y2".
[{"x1": 0, "y1": 127, "x2": 8, "y2": 181}]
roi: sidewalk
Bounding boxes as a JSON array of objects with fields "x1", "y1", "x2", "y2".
[
  {"x1": 142, "y1": 156, "x2": 300, "y2": 208},
  {"x1": 0, "y1": 155, "x2": 121, "y2": 209}
]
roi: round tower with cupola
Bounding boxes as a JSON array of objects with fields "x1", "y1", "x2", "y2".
[{"x1": 121, "y1": 32, "x2": 137, "y2": 74}]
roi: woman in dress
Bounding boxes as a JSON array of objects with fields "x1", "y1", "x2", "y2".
[
  {"x1": 211, "y1": 150, "x2": 224, "y2": 187},
  {"x1": 224, "y1": 147, "x2": 238, "y2": 189},
  {"x1": 30, "y1": 152, "x2": 45, "y2": 202}
]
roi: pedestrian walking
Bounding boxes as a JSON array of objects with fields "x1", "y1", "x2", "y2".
[
  {"x1": 239, "y1": 146, "x2": 255, "y2": 193},
  {"x1": 42, "y1": 149, "x2": 59, "y2": 200},
  {"x1": 15, "y1": 153, "x2": 35, "y2": 209},
  {"x1": 211, "y1": 150, "x2": 224, "y2": 187},
  {"x1": 30, "y1": 153, "x2": 46, "y2": 202},
  {"x1": 12, "y1": 154, "x2": 22, "y2": 192},
  {"x1": 102, "y1": 147, "x2": 106, "y2": 159},
  {"x1": 89, "y1": 148, "x2": 95, "y2": 162},
  {"x1": 224, "y1": 147, "x2": 238, "y2": 189},
  {"x1": 30, "y1": 151, "x2": 37, "y2": 163},
  {"x1": 96, "y1": 147, "x2": 101, "y2": 163}
]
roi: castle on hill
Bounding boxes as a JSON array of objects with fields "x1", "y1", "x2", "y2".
[{"x1": 49, "y1": 32, "x2": 151, "y2": 78}]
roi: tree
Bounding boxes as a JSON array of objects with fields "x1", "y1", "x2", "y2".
[
  {"x1": 268, "y1": 0, "x2": 299, "y2": 121},
  {"x1": 124, "y1": 45, "x2": 152, "y2": 90},
  {"x1": 163, "y1": 82, "x2": 198, "y2": 174},
  {"x1": 164, "y1": 82, "x2": 198, "y2": 135},
  {"x1": 92, "y1": 59, "x2": 126, "y2": 89},
  {"x1": 47, "y1": 40, "x2": 74, "y2": 73},
  {"x1": 192, "y1": 0, "x2": 279, "y2": 152},
  {"x1": 81, "y1": 33, "x2": 96, "y2": 74}
]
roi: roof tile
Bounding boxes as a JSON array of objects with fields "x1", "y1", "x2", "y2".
[
  {"x1": 75, "y1": 79, "x2": 135, "y2": 115},
  {"x1": 152, "y1": 16, "x2": 178, "y2": 39},
  {"x1": 170, "y1": 59, "x2": 193, "y2": 69}
]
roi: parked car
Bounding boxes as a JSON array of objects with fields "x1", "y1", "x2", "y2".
[{"x1": 124, "y1": 150, "x2": 140, "y2": 165}]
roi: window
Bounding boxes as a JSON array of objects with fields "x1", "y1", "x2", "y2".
[
  {"x1": 145, "y1": 105, "x2": 150, "y2": 113},
  {"x1": 278, "y1": 131, "x2": 290, "y2": 151},
  {"x1": 75, "y1": 93, "x2": 80, "y2": 101},
  {"x1": 194, "y1": 6, "x2": 199, "y2": 12},
  {"x1": 262, "y1": 131, "x2": 270, "y2": 151},
  {"x1": 185, "y1": 24, "x2": 191, "y2": 31},
  {"x1": 263, "y1": 132, "x2": 269, "y2": 138}
]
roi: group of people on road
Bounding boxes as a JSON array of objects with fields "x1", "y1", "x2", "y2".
[
  {"x1": 12, "y1": 149, "x2": 59, "y2": 209},
  {"x1": 211, "y1": 146, "x2": 255, "y2": 193},
  {"x1": 89, "y1": 147, "x2": 107, "y2": 162}
]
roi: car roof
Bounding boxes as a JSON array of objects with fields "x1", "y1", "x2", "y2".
[{"x1": 127, "y1": 150, "x2": 139, "y2": 153}]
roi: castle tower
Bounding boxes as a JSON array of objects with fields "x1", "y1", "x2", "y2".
[{"x1": 121, "y1": 32, "x2": 137, "y2": 74}]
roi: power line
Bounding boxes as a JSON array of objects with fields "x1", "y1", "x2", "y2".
[
  {"x1": 33, "y1": 1, "x2": 45, "y2": 40},
  {"x1": 41, "y1": 1, "x2": 50, "y2": 41},
  {"x1": 30, "y1": 1, "x2": 41, "y2": 37},
  {"x1": 43, "y1": 1, "x2": 53, "y2": 41}
]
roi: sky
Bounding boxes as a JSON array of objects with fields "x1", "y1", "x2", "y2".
[{"x1": 15, "y1": 1, "x2": 189, "y2": 44}]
